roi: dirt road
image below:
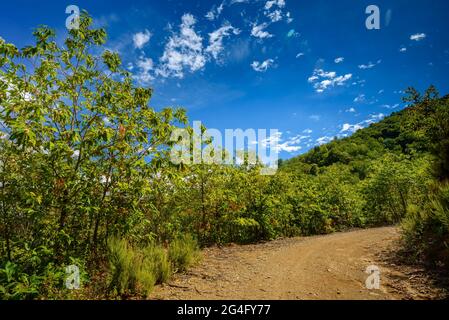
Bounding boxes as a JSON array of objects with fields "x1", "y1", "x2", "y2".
[{"x1": 152, "y1": 227, "x2": 447, "y2": 300}]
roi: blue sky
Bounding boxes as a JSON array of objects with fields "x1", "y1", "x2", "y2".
[{"x1": 1, "y1": 0, "x2": 449, "y2": 159}]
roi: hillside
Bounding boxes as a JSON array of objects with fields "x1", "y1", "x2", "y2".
[{"x1": 281, "y1": 93, "x2": 449, "y2": 177}]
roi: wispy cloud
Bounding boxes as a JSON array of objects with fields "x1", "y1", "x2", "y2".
[
  {"x1": 353, "y1": 94, "x2": 366, "y2": 103},
  {"x1": 264, "y1": 0, "x2": 285, "y2": 10},
  {"x1": 263, "y1": 0, "x2": 292, "y2": 24},
  {"x1": 267, "y1": 10, "x2": 283, "y2": 22},
  {"x1": 251, "y1": 59, "x2": 275, "y2": 72},
  {"x1": 340, "y1": 123, "x2": 363, "y2": 133},
  {"x1": 381, "y1": 104, "x2": 400, "y2": 109},
  {"x1": 410, "y1": 33, "x2": 426, "y2": 41},
  {"x1": 251, "y1": 23, "x2": 273, "y2": 39},
  {"x1": 156, "y1": 14, "x2": 206, "y2": 79},
  {"x1": 334, "y1": 57, "x2": 344, "y2": 64},
  {"x1": 338, "y1": 113, "x2": 385, "y2": 138},
  {"x1": 308, "y1": 68, "x2": 352, "y2": 93},
  {"x1": 206, "y1": 24, "x2": 240, "y2": 60},
  {"x1": 316, "y1": 136, "x2": 332, "y2": 145},
  {"x1": 132, "y1": 29, "x2": 152, "y2": 49},
  {"x1": 133, "y1": 56, "x2": 155, "y2": 83},
  {"x1": 205, "y1": 1, "x2": 225, "y2": 21},
  {"x1": 359, "y1": 113, "x2": 385, "y2": 125},
  {"x1": 358, "y1": 59, "x2": 382, "y2": 69},
  {"x1": 261, "y1": 130, "x2": 303, "y2": 153}
]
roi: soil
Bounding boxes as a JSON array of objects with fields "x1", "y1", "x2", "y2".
[{"x1": 152, "y1": 227, "x2": 448, "y2": 300}]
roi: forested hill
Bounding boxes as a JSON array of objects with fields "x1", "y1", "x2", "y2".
[{"x1": 280, "y1": 92, "x2": 449, "y2": 178}]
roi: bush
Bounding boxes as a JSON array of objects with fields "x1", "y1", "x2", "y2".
[
  {"x1": 362, "y1": 154, "x2": 431, "y2": 225},
  {"x1": 168, "y1": 235, "x2": 200, "y2": 272},
  {"x1": 107, "y1": 237, "x2": 144, "y2": 297},
  {"x1": 0, "y1": 260, "x2": 67, "y2": 300},
  {"x1": 107, "y1": 238, "x2": 159, "y2": 298},
  {"x1": 107, "y1": 236, "x2": 198, "y2": 298},
  {"x1": 0, "y1": 261, "x2": 41, "y2": 300},
  {"x1": 142, "y1": 245, "x2": 171, "y2": 284},
  {"x1": 402, "y1": 183, "x2": 449, "y2": 269},
  {"x1": 228, "y1": 218, "x2": 261, "y2": 244}
]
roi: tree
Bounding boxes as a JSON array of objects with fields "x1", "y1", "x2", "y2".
[{"x1": 0, "y1": 12, "x2": 186, "y2": 267}]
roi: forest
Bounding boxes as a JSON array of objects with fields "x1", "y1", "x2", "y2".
[{"x1": 0, "y1": 13, "x2": 448, "y2": 299}]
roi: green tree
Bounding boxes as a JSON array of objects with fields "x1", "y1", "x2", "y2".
[{"x1": 0, "y1": 12, "x2": 186, "y2": 297}]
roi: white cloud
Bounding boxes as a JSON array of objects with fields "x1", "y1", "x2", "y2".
[
  {"x1": 296, "y1": 52, "x2": 305, "y2": 58},
  {"x1": 338, "y1": 113, "x2": 385, "y2": 138},
  {"x1": 264, "y1": 0, "x2": 285, "y2": 10},
  {"x1": 308, "y1": 68, "x2": 352, "y2": 93},
  {"x1": 381, "y1": 104, "x2": 400, "y2": 109},
  {"x1": 400, "y1": 47, "x2": 407, "y2": 53},
  {"x1": 309, "y1": 115, "x2": 321, "y2": 121},
  {"x1": 251, "y1": 23, "x2": 273, "y2": 39},
  {"x1": 267, "y1": 10, "x2": 283, "y2": 22},
  {"x1": 358, "y1": 59, "x2": 382, "y2": 69},
  {"x1": 133, "y1": 30, "x2": 152, "y2": 49},
  {"x1": 303, "y1": 129, "x2": 313, "y2": 134},
  {"x1": 316, "y1": 136, "x2": 332, "y2": 145},
  {"x1": 334, "y1": 57, "x2": 344, "y2": 64},
  {"x1": 353, "y1": 94, "x2": 366, "y2": 103},
  {"x1": 345, "y1": 107, "x2": 356, "y2": 113},
  {"x1": 205, "y1": 2, "x2": 225, "y2": 21},
  {"x1": 361, "y1": 113, "x2": 385, "y2": 125},
  {"x1": 134, "y1": 56, "x2": 155, "y2": 83},
  {"x1": 251, "y1": 59, "x2": 274, "y2": 72},
  {"x1": 340, "y1": 123, "x2": 363, "y2": 133},
  {"x1": 277, "y1": 142, "x2": 302, "y2": 153},
  {"x1": 370, "y1": 113, "x2": 385, "y2": 120},
  {"x1": 206, "y1": 24, "x2": 240, "y2": 60},
  {"x1": 156, "y1": 14, "x2": 206, "y2": 78},
  {"x1": 261, "y1": 131, "x2": 302, "y2": 154},
  {"x1": 263, "y1": 0, "x2": 290, "y2": 24},
  {"x1": 410, "y1": 33, "x2": 426, "y2": 41}
]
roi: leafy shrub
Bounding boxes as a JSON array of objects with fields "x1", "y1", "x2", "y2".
[
  {"x1": 0, "y1": 261, "x2": 40, "y2": 300},
  {"x1": 402, "y1": 183, "x2": 449, "y2": 268},
  {"x1": 0, "y1": 260, "x2": 66, "y2": 300},
  {"x1": 362, "y1": 154, "x2": 431, "y2": 225},
  {"x1": 227, "y1": 218, "x2": 261, "y2": 244}
]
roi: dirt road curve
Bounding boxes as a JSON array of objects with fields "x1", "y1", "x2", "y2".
[{"x1": 152, "y1": 227, "x2": 447, "y2": 300}]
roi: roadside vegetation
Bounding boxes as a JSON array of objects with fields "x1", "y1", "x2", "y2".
[{"x1": 0, "y1": 13, "x2": 447, "y2": 299}]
